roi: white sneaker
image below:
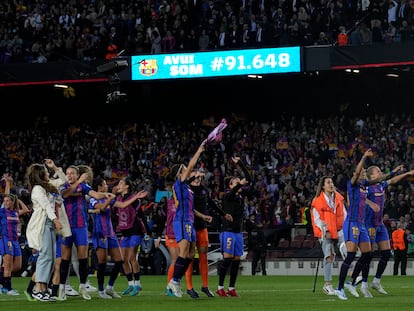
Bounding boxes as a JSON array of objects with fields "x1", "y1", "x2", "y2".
[
  {"x1": 58, "y1": 286, "x2": 67, "y2": 301},
  {"x1": 355, "y1": 276, "x2": 363, "y2": 286},
  {"x1": 344, "y1": 281, "x2": 360, "y2": 298},
  {"x1": 65, "y1": 285, "x2": 80, "y2": 296},
  {"x1": 98, "y1": 291, "x2": 112, "y2": 299},
  {"x1": 334, "y1": 289, "x2": 348, "y2": 300},
  {"x1": 371, "y1": 282, "x2": 387, "y2": 294},
  {"x1": 105, "y1": 288, "x2": 121, "y2": 299},
  {"x1": 167, "y1": 279, "x2": 183, "y2": 298},
  {"x1": 50, "y1": 295, "x2": 62, "y2": 301},
  {"x1": 85, "y1": 281, "x2": 97, "y2": 292},
  {"x1": 360, "y1": 287, "x2": 373, "y2": 298},
  {"x1": 79, "y1": 286, "x2": 91, "y2": 300},
  {"x1": 7, "y1": 289, "x2": 19, "y2": 296},
  {"x1": 322, "y1": 284, "x2": 335, "y2": 295}
]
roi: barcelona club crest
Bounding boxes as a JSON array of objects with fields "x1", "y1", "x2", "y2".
[{"x1": 139, "y1": 59, "x2": 158, "y2": 77}]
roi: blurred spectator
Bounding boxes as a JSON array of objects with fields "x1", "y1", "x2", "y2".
[
  {"x1": 398, "y1": 20, "x2": 414, "y2": 42},
  {"x1": 359, "y1": 22, "x2": 373, "y2": 44},
  {"x1": 349, "y1": 23, "x2": 362, "y2": 45},
  {"x1": 105, "y1": 41, "x2": 118, "y2": 60},
  {"x1": 315, "y1": 31, "x2": 332, "y2": 45},
  {"x1": 337, "y1": 26, "x2": 349, "y2": 46},
  {"x1": 407, "y1": 226, "x2": 414, "y2": 255},
  {"x1": 198, "y1": 28, "x2": 210, "y2": 51},
  {"x1": 162, "y1": 30, "x2": 176, "y2": 53},
  {"x1": 384, "y1": 21, "x2": 398, "y2": 43},
  {"x1": 150, "y1": 30, "x2": 162, "y2": 54}
]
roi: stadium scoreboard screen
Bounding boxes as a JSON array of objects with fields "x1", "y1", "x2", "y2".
[{"x1": 131, "y1": 46, "x2": 301, "y2": 81}]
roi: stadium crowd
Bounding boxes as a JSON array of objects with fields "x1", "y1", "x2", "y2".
[
  {"x1": 1, "y1": 111, "x2": 414, "y2": 244},
  {"x1": 1, "y1": 0, "x2": 414, "y2": 64}
]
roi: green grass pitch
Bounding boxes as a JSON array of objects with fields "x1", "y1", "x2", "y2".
[{"x1": 1, "y1": 275, "x2": 413, "y2": 311}]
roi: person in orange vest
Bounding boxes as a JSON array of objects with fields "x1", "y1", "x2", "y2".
[
  {"x1": 337, "y1": 26, "x2": 349, "y2": 46},
  {"x1": 311, "y1": 176, "x2": 347, "y2": 296},
  {"x1": 105, "y1": 42, "x2": 118, "y2": 60},
  {"x1": 391, "y1": 223, "x2": 408, "y2": 275}
]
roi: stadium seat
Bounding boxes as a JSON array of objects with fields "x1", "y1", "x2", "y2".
[
  {"x1": 305, "y1": 234, "x2": 317, "y2": 241},
  {"x1": 293, "y1": 234, "x2": 305, "y2": 242},
  {"x1": 277, "y1": 239, "x2": 290, "y2": 249},
  {"x1": 290, "y1": 239, "x2": 303, "y2": 249},
  {"x1": 302, "y1": 239, "x2": 316, "y2": 249}
]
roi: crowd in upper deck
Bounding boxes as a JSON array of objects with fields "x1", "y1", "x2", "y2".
[{"x1": 1, "y1": 0, "x2": 414, "y2": 64}]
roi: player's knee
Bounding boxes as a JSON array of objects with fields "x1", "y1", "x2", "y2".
[
  {"x1": 359, "y1": 251, "x2": 372, "y2": 264},
  {"x1": 381, "y1": 249, "x2": 391, "y2": 261},
  {"x1": 344, "y1": 252, "x2": 356, "y2": 265}
]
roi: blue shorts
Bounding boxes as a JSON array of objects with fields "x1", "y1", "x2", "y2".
[
  {"x1": 173, "y1": 221, "x2": 196, "y2": 243},
  {"x1": 0, "y1": 238, "x2": 21, "y2": 257},
  {"x1": 92, "y1": 236, "x2": 120, "y2": 250},
  {"x1": 61, "y1": 227, "x2": 89, "y2": 247},
  {"x1": 220, "y1": 231, "x2": 244, "y2": 257},
  {"x1": 119, "y1": 235, "x2": 142, "y2": 248},
  {"x1": 343, "y1": 220, "x2": 370, "y2": 244},
  {"x1": 368, "y1": 223, "x2": 390, "y2": 244}
]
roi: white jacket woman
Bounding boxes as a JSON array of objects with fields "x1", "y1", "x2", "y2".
[{"x1": 25, "y1": 159, "x2": 71, "y2": 301}]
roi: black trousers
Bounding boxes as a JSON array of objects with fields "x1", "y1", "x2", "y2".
[
  {"x1": 251, "y1": 250, "x2": 267, "y2": 275},
  {"x1": 393, "y1": 249, "x2": 407, "y2": 275}
]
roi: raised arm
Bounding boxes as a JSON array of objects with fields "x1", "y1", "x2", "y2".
[
  {"x1": 351, "y1": 148, "x2": 373, "y2": 185},
  {"x1": 113, "y1": 190, "x2": 148, "y2": 208},
  {"x1": 388, "y1": 169, "x2": 414, "y2": 186},
  {"x1": 17, "y1": 198, "x2": 30, "y2": 216},
  {"x1": 3, "y1": 173, "x2": 12, "y2": 194},
  {"x1": 181, "y1": 144, "x2": 205, "y2": 182},
  {"x1": 61, "y1": 172, "x2": 88, "y2": 198},
  {"x1": 92, "y1": 193, "x2": 116, "y2": 212}
]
